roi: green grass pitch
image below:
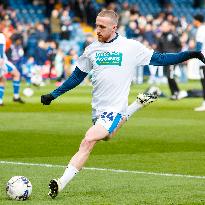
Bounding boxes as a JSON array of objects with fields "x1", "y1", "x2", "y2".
[{"x1": 0, "y1": 81, "x2": 205, "y2": 205}]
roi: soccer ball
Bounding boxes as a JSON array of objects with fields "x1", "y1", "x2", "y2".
[
  {"x1": 6, "y1": 176, "x2": 32, "y2": 201},
  {"x1": 23, "y1": 88, "x2": 34, "y2": 97}
]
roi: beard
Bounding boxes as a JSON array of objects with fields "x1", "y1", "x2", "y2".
[
  {"x1": 97, "y1": 34, "x2": 110, "y2": 42},
  {"x1": 97, "y1": 35, "x2": 104, "y2": 42}
]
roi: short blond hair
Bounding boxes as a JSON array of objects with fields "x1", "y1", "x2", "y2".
[{"x1": 97, "y1": 10, "x2": 119, "y2": 25}]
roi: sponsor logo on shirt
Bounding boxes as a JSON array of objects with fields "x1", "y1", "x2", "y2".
[{"x1": 95, "y1": 51, "x2": 122, "y2": 66}]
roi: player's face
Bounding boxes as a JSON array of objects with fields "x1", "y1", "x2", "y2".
[{"x1": 96, "y1": 16, "x2": 117, "y2": 42}]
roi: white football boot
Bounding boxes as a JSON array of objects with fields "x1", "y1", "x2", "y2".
[{"x1": 136, "y1": 93, "x2": 158, "y2": 106}]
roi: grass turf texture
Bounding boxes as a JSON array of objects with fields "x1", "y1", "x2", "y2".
[{"x1": 0, "y1": 81, "x2": 205, "y2": 205}]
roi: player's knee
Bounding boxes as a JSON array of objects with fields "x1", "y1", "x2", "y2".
[{"x1": 80, "y1": 138, "x2": 96, "y2": 153}]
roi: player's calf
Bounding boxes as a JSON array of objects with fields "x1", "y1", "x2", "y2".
[{"x1": 126, "y1": 92, "x2": 158, "y2": 120}]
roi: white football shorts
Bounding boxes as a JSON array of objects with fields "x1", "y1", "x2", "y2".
[
  {"x1": 94, "y1": 111, "x2": 123, "y2": 134},
  {"x1": 0, "y1": 60, "x2": 15, "y2": 77}
]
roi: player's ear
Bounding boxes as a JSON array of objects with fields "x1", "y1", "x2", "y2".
[{"x1": 113, "y1": 24, "x2": 117, "y2": 31}]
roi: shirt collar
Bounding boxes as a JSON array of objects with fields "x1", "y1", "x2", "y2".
[{"x1": 104, "y1": 33, "x2": 119, "y2": 43}]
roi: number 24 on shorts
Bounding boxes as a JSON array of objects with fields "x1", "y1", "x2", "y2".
[{"x1": 101, "y1": 112, "x2": 114, "y2": 121}]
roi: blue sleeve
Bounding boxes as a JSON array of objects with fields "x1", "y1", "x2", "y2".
[
  {"x1": 196, "y1": 42, "x2": 203, "y2": 52},
  {"x1": 51, "y1": 67, "x2": 88, "y2": 98},
  {"x1": 0, "y1": 44, "x2": 4, "y2": 58},
  {"x1": 149, "y1": 51, "x2": 201, "y2": 66}
]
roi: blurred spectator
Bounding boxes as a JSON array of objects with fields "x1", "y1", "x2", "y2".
[
  {"x1": 120, "y1": 2, "x2": 130, "y2": 26},
  {"x1": 83, "y1": 33, "x2": 95, "y2": 49},
  {"x1": 157, "y1": 21, "x2": 187, "y2": 100},
  {"x1": 73, "y1": 0, "x2": 86, "y2": 22},
  {"x1": 9, "y1": 10, "x2": 18, "y2": 28},
  {"x1": 60, "y1": 9, "x2": 71, "y2": 40},
  {"x1": 55, "y1": 48, "x2": 65, "y2": 85},
  {"x1": 11, "y1": 24, "x2": 24, "y2": 43},
  {"x1": 36, "y1": 23, "x2": 48, "y2": 41},
  {"x1": 8, "y1": 38, "x2": 24, "y2": 75},
  {"x1": 85, "y1": 0, "x2": 99, "y2": 26},
  {"x1": 67, "y1": 48, "x2": 79, "y2": 73},
  {"x1": 22, "y1": 56, "x2": 36, "y2": 86},
  {"x1": 26, "y1": 27, "x2": 39, "y2": 57},
  {"x1": 50, "y1": 9, "x2": 61, "y2": 41},
  {"x1": 125, "y1": 21, "x2": 139, "y2": 39},
  {"x1": 47, "y1": 40, "x2": 57, "y2": 79},
  {"x1": 35, "y1": 40, "x2": 48, "y2": 66},
  {"x1": 45, "y1": 0, "x2": 55, "y2": 17},
  {"x1": 143, "y1": 24, "x2": 156, "y2": 49},
  {"x1": 106, "y1": 2, "x2": 118, "y2": 12}
]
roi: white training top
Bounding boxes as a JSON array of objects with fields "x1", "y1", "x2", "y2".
[
  {"x1": 76, "y1": 34, "x2": 153, "y2": 116},
  {"x1": 0, "y1": 33, "x2": 6, "y2": 59},
  {"x1": 196, "y1": 25, "x2": 205, "y2": 56}
]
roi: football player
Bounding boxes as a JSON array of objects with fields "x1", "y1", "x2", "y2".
[
  {"x1": 0, "y1": 32, "x2": 24, "y2": 105},
  {"x1": 41, "y1": 10, "x2": 205, "y2": 198}
]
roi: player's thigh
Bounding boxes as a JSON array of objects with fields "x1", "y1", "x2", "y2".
[
  {"x1": 85, "y1": 123, "x2": 109, "y2": 141},
  {"x1": 107, "y1": 116, "x2": 127, "y2": 139},
  {"x1": 94, "y1": 111, "x2": 123, "y2": 141}
]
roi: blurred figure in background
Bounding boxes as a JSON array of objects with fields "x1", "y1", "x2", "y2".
[
  {"x1": 55, "y1": 48, "x2": 64, "y2": 86},
  {"x1": 36, "y1": 23, "x2": 49, "y2": 41},
  {"x1": 22, "y1": 56, "x2": 36, "y2": 87},
  {"x1": 35, "y1": 40, "x2": 48, "y2": 67},
  {"x1": 60, "y1": 9, "x2": 71, "y2": 40},
  {"x1": 157, "y1": 21, "x2": 187, "y2": 100},
  {"x1": 50, "y1": 9, "x2": 61, "y2": 41},
  {"x1": 0, "y1": 32, "x2": 24, "y2": 105},
  {"x1": 193, "y1": 14, "x2": 205, "y2": 111},
  {"x1": 47, "y1": 40, "x2": 57, "y2": 79},
  {"x1": 8, "y1": 37, "x2": 24, "y2": 75}
]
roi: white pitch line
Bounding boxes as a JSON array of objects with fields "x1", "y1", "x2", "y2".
[{"x1": 0, "y1": 160, "x2": 205, "y2": 179}]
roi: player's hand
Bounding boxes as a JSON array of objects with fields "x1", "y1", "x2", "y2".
[
  {"x1": 41, "y1": 94, "x2": 55, "y2": 105},
  {"x1": 198, "y1": 52, "x2": 205, "y2": 64}
]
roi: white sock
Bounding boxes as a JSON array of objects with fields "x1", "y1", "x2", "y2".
[
  {"x1": 0, "y1": 99, "x2": 3, "y2": 104},
  {"x1": 126, "y1": 101, "x2": 143, "y2": 120},
  {"x1": 14, "y1": 94, "x2": 19, "y2": 99},
  {"x1": 58, "y1": 164, "x2": 79, "y2": 191}
]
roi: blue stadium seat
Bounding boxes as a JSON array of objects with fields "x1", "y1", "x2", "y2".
[{"x1": 8, "y1": 0, "x2": 45, "y2": 23}]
